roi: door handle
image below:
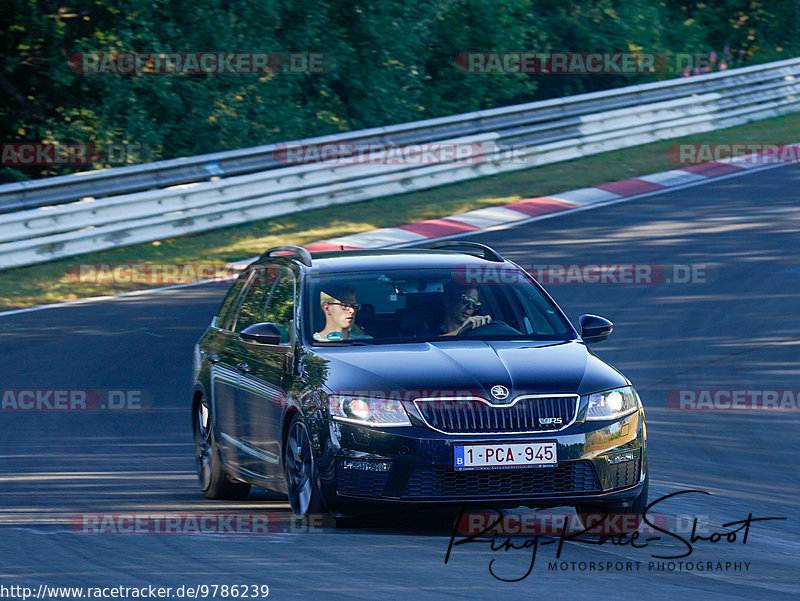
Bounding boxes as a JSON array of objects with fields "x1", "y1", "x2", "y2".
[
  {"x1": 236, "y1": 362, "x2": 251, "y2": 373},
  {"x1": 206, "y1": 354, "x2": 220, "y2": 364}
]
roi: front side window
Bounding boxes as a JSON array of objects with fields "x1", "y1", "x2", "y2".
[
  {"x1": 234, "y1": 267, "x2": 279, "y2": 333},
  {"x1": 304, "y1": 267, "x2": 574, "y2": 345},
  {"x1": 216, "y1": 271, "x2": 250, "y2": 331},
  {"x1": 261, "y1": 270, "x2": 296, "y2": 343}
]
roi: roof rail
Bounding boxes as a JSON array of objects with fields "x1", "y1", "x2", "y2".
[
  {"x1": 260, "y1": 245, "x2": 313, "y2": 267},
  {"x1": 428, "y1": 241, "x2": 505, "y2": 262}
]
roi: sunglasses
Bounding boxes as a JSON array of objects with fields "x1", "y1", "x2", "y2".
[
  {"x1": 328, "y1": 302, "x2": 361, "y2": 311},
  {"x1": 459, "y1": 294, "x2": 481, "y2": 309}
]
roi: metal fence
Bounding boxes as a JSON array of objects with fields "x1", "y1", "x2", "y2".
[{"x1": 1, "y1": 57, "x2": 799, "y2": 270}]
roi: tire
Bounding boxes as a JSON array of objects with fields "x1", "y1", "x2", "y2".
[
  {"x1": 283, "y1": 413, "x2": 325, "y2": 519},
  {"x1": 193, "y1": 397, "x2": 251, "y2": 500},
  {"x1": 575, "y1": 473, "x2": 649, "y2": 535}
]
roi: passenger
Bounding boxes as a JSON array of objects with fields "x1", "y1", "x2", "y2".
[{"x1": 314, "y1": 283, "x2": 372, "y2": 342}]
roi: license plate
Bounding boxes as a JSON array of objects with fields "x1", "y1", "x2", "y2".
[{"x1": 454, "y1": 441, "x2": 557, "y2": 470}]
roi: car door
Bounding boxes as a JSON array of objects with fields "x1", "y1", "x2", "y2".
[
  {"x1": 207, "y1": 270, "x2": 253, "y2": 467},
  {"x1": 235, "y1": 266, "x2": 296, "y2": 479},
  {"x1": 210, "y1": 267, "x2": 277, "y2": 471}
]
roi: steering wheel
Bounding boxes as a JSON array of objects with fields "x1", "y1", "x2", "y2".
[
  {"x1": 455, "y1": 317, "x2": 485, "y2": 336},
  {"x1": 456, "y1": 320, "x2": 521, "y2": 338},
  {"x1": 456, "y1": 318, "x2": 502, "y2": 336}
]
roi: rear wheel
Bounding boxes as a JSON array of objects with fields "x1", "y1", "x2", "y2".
[
  {"x1": 575, "y1": 474, "x2": 649, "y2": 535},
  {"x1": 194, "y1": 397, "x2": 250, "y2": 500},
  {"x1": 283, "y1": 414, "x2": 324, "y2": 519}
]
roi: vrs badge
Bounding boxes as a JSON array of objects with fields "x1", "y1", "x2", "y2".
[{"x1": 490, "y1": 385, "x2": 510, "y2": 400}]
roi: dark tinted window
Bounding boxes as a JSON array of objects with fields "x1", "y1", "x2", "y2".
[
  {"x1": 262, "y1": 270, "x2": 296, "y2": 343},
  {"x1": 304, "y1": 267, "x2": 573, "y2": 345},
  {"x1": 216, "y1": 272, "x2": 249, "y2": 330},
  {"x1": 234, "y1": 267, "x2": 279, "y2": 333}
]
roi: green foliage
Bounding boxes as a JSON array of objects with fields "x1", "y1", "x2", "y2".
[{"x1": 1, "y1": 0, "x2": 798, "y2": 182}]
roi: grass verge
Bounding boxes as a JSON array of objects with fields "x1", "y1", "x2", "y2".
[{"x1": 1, "y1": 111, "x2": 799, "y2": 310}]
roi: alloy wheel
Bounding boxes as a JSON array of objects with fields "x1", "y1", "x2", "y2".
[
  {"x1": 194, "y1": 400, "x2": 212, "y2": 492},
  {"x1": 285, "y1": 418, "x2": 314, "y2": 518}
]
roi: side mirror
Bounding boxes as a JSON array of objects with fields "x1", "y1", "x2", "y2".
[
  {"x1": 578, "y1": 314, "x2": 613, "y2": 344},
  {"x1": 240, "y1": 322, "x2": 282, "y2": 345}
]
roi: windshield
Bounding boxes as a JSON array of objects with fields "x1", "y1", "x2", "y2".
[{"x1": 304, "y1": 267, "x2": 574, "y2": 345}]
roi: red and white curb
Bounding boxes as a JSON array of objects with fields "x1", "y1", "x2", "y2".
[
  {"x1": 227, "y1": 144, "x2": 799, "y2": 268},
  {"x1": 0, "y1": 145, "x2": 796, "y2": 318}
]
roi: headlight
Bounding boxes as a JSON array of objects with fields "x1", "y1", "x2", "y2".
[
  {"x1": 328, "y1": 396, "x2": 411, "y2": 427},
  {"x1": 584, "y1": 386, "x2": 640, "y2": 420}
]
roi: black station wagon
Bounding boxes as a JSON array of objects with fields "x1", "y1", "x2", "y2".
[{"x1": 191, "y1": 242, "x2": 647, "y2": 528}]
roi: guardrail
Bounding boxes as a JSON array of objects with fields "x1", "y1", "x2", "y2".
[{"x1": 1, "y1": 57, "x2": 799, "y2": 270}]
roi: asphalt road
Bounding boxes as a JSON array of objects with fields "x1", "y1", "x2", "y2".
[{"x1": 1, "y1": 164, "x2": 798, "y2": 600}]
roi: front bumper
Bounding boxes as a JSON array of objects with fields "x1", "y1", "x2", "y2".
[{"x1": 317, "y1": 408, "x2": 646, "y2": 512}]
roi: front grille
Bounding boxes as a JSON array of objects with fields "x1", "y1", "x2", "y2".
[
  {"x1": 401, "y1": 461, "x2": 600, "y2": 499},
  {"x1": 609, "y1": 458, "x2": 640, "y2": 489},
  {"x1": 414, "y1": 395, "x2": 578, "y2": 434},
  {"x1": 337, "y1": 464, "x2": 390, "y2": 497}
]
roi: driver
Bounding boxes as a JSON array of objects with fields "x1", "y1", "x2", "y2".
[
  {"x1": 435, "y1": 282, "x2": 491, "y2": 337},
  {"x1": 314, "y1": 283, "x2": 372, "y2": 342}
]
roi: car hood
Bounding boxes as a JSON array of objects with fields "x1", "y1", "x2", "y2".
[{"x1": 314, "y1": 339, "x2": 628, "y2": 399}]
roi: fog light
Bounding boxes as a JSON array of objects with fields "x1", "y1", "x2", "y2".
[
  {"x1": 608, "y1": 451, "x2": 636, "y2": 464},
  {"x1": 341, "y1": 460, "x2": 391, "y2": 472}
]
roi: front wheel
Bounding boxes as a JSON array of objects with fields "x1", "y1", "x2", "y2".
[
  {"x1": 283, "y1": 414, "x2": 325, "y2": 519},
  {"x1": 575, "y1": 474, "x2": 649, "y2": 535},
  {"x1": 194, "y1": 397, "x2": 250, "y2": 500}
]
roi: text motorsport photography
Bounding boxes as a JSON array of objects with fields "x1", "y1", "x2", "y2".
[{"x1": 444, "y1": 490, "x2": 784, "y2": 581}]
